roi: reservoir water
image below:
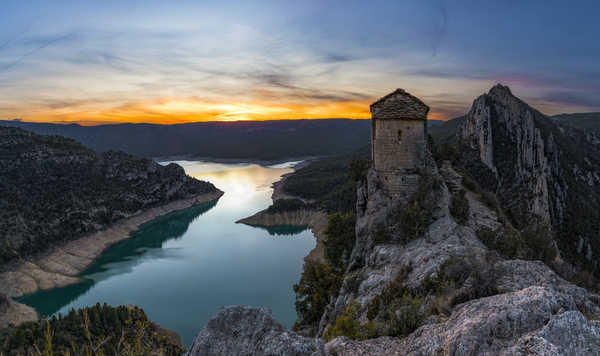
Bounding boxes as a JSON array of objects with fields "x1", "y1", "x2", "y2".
[{"x1": 17, "y1": 161, "x2": 315, "y2": 346}]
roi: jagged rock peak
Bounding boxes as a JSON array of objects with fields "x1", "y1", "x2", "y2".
[{"x1": 488, "y1": 83, "x2": 513, "y2": 97}]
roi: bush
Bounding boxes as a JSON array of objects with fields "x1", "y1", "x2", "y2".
[
  {"x1": 323, "y1": 300, "x2": 361, "y2": 341},
  {"x1": 348, "y1": 158, "x2": 370, "y2": 183},
  {"x1": 521, "y1": 224, "x2": 557, "y2": 264},
  {"x1": 423, "y1": 257, "x2": 498, "y2": 313},
  {"x1": 372, "y1": 223, "x2": 391, "y2": 245},
  {"x1": 389, "y1": 171, "x2": 440, "y2": 243},
  {"x1": 0, "y1": 304, "x2": 184, "y2": 355},
  {"x1": 480, "y1": 190, "x2": 500, "y2": 212},
  {"x1": 324, "y1": 212, "x2": 356, "y2": 271},
  {"x1": 324, "y1": 300, "x2": 388, "y2": 341},
  {"x1": 450, "y1": 189, "x2": 469, "y2": 225},
  {"x1": 293, "y1": 260, "x2": 343, "y2": 332},
  {"x1": 266, "y1": 198, "x2": 307, "y2": 213},
  {"x1": 461, "y1": 175, "x2": 478, "y2": 192},
  {"x1": 344, "y1": 273, "x2": 362, "y2": 296},
  {"x1": 477, "y1": 224, "x2": 556, "y2": 264},
  {"x1": 477, "y1": 226, "x2": 521, "y2": 258}
]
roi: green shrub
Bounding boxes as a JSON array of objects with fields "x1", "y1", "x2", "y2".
[
  {"x1": 389, "y1": 172, "x2": 440, "y2": 243},
  {"x1": 349, "y1": 158, "x2": 370, "y2": 183},
  {"x1": 372, "y1": 223, "x2": 391, "y2": 245},
  {"x1": 521, "y1": 223, "x2": 557, "y2": 264},
  {"x1": 324, "y1": 300, "x2": 361, "y2": 341},
  {"x1": 450, "y1": 189, "x2": 469, "y2": 225},
  {"x1": 344, "y1": 273, "x2": 362, "y2": 296},
  {"x1": 461, "y1": 175, "x2": 478, "y2": 192},
  {"x1": 397, "y1": 201, "x2": 431, "y2": 242},
  {"x1": 266, "y1": 198, "x2": 307, "y2": 213},
  {"x1": 324, "y1": 212, "x2": 356, "y2": 271},
  {"x1": 423, "y1": 257, "x2": 498, "y2": 313},
  {"x1": 367, "y1": 295, "x2": 381, "y2": 321},
  {"x1": 324, "y1": 300, "x2": 388, "y2": 342},
  {"x1": 477, "y1": 226, "x2": 521, "y2": 259},
  {"x1": 480, "y1": 190, "x2": 499, "y2": 212},
  {"x1": 293, "y1": 260, "x2": 343, "y2": 332},
  {"x1": 477, "y1": 224, "x2": 556, "y2": 264},
  {"x1": 0, "y1": 304, "x2": 184, "y2": 355},
  {"x1": 387, "y1": 295, "x2": 423, "y2": 337}
]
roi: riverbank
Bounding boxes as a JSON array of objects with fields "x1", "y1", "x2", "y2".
[
  {"x1": 237, "y1": 209, "x2": 327, "y2": 263},
  {"x1": 237, "y1": 164, "x2": 327, "y2": 263},
  {"x1": 0, "y1": 190, "x2": 223, "y2": 326},
  {"x1": 154, "y1": 155, "x2": 321, "y2": 167}
]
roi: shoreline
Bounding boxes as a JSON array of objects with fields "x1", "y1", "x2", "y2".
[
  {"x1": 237, "y1": 163, "x2": 327, "y2": 263},
  {"x1": 0, "y1": 190, "x2": 223, "y2": 303},
  {"x1": 154, "y1": 155, "x2": 321, "y2": 167}
]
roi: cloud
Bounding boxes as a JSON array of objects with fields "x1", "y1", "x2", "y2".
[{"x1": 538, "y1": 91, "x2": 600, "y2": 110}]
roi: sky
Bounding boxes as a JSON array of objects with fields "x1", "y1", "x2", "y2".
[{"x1": 0, "y1": 0, "x2": 599, "y2": 125}]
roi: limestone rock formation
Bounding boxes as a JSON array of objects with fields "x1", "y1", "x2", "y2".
[
  {"x1": 184, "y1": 86, "x2": 600, "y2": 355},
  {"x1": 459, "y1": 84, "x2": 600, "y2": 270},
  {"x1": 185, "y1": 306, "x2": 325, "y2": 356}
]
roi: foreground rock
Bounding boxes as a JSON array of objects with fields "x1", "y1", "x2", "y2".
[
  {"x1": 326, "y1": 285, "x2": 600, "y2": 355},
  {"x1": 185, "y1": 306, "x2": 325, "y2": 356}
]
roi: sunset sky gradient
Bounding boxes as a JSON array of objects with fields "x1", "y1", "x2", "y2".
[{"x1": 1, "y1": 0, "x2": 599, "y2": 124}]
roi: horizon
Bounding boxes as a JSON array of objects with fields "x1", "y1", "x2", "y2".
[{"x1": 1, "y1": 1, "x2": 599, "y2": 125}]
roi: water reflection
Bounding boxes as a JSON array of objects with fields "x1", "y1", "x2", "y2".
[
  {"x1": 17, "y1": 201, "x2": 217, "y2": 316},
  {"x1": 257, "y1": 225, "x2": 310, "y2": 236},
  {"x1": 18, "y1": 161, "x2": 316, "y2": 346}
]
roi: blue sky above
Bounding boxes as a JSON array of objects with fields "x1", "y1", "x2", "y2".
[{"x1": 0, "y1": 0, "x2": 599, "y2": 123}]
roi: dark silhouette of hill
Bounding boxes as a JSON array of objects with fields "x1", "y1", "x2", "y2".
[{"x1": 0, "y1": 119, "x2": 445, "y2": 160}]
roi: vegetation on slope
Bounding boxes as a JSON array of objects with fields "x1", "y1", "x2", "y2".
[
  {"x1": 282, "y1": 146, "x2": 369, "y2": 213},
  {"x1": 0, "y1": 304, "x2": 183, "y2": 355},
  {"x1": 0, "y1": 127, "x2": 217, "y2": 265},
  {"x1": 293, "y1": 212, "x2": 356, "y2": 335}
]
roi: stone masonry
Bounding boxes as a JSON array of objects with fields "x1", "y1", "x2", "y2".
[{"x1": 370, "y1": 89, "x2": 429, "y2": 199}]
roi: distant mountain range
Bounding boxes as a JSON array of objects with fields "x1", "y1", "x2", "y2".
[{"x1": 0, "y1": 119, "x2": 445, "y2": 161}]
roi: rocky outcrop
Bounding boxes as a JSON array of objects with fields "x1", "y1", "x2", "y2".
[
  {"x1": 459, "y1": 84, "x2": 600, "y2": 270},
  {"x1": 188, "y1": 86, "x2": 600, "y2": 355},
  {"x1": 460, "y1": 84, "x2": 556, "y2": 223},
  {"x1": 325, "y1": 285, "x2": 600, "y2": 355},
  {"x1": 185, "y1": 306, "x2": 325, "y2": 356}
]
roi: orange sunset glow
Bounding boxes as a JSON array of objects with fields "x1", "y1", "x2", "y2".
[{"x1": 17, "y1": 98, "x2": 378, "y2": 125}]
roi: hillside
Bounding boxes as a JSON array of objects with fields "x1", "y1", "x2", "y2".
[
  {"x1": 552, "y1": 112, "x2": 600, "y2": 132},
  {"x1": 0, "y1": 119, "x2": 444, "y2": 161},
  {"x1": 0, "y1": 303, "x2": 184, "y2": 355},
  {"x1": 0, "y1": 127, "x2": 220, "y2": 266},
  {"x1": 189, "y1": 85, "x2": 600, "y2": 355}
]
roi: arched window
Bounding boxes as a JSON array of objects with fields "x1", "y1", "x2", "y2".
[{"x1": 397, "y1": 129, "x2": 403, "y2": 142}]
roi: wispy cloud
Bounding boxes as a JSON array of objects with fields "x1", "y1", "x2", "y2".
[{"x1": 0, "y1": 1, "x2": 598, "y2": 123}]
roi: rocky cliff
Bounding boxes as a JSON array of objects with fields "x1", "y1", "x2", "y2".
[
  {"x1": 186, "y1": 85, "x2": 600, "y2": 355},
  {"x1": 458, "y1": 84, "x2": 600, "y2": 273}
]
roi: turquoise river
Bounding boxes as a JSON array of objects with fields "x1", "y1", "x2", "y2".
[{"x1": 18, "y1": 161, "x2": 316, "y2": 346}]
